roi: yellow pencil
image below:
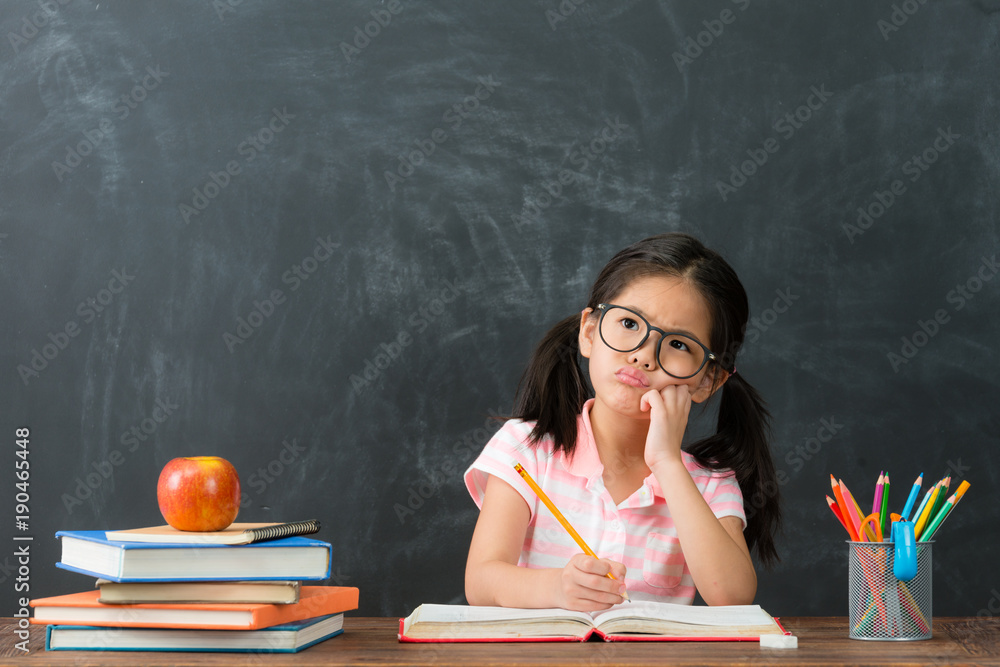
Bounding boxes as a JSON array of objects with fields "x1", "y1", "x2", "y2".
[{"x1": 514, "y1": 463, "x2": 630, "y2": 602}]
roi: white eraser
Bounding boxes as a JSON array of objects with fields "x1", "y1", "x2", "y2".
[{"x1": 760, "y1": 634, "x2": 798, "y2": 649}]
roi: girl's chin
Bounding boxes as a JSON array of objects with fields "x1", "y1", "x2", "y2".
[{"x1": 596, "y1": 391, "x2": 653, "y2": 420}]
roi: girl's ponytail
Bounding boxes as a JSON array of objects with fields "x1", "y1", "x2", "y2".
[
  {"x1": 687, "y1": 371, "x2": 781, "y2": 566},
  {"x1": 512, "y1": 314, "x2": 591, "y2": 455}
]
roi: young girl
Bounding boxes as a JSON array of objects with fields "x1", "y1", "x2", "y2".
[{"x1": 464, "y1": 233, "x2": 780, "y2": 611}]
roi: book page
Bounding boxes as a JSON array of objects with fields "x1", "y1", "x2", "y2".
[
  {"x1": 408, "y1": 604, "x2": 593, "y2": 625},
  {"x1": 592, "y1": 600, "x2": 775, "y2": 627},
  {"x1": 402, "y1": 604, "x2": 596, "y2": 639}
]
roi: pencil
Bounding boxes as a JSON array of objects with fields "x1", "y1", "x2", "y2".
[
  {"x1": 909, "y1": 482, "x2": 936, "y2": 528},
  {"x1": 831, "y1": 475, "x2": 860, "y2": 541},
  {"x1": 921, "y1": 480, "x2": 970, "y2": 541},
  {"x1": 873, "y1": 472, "x2": 884, "y2": 518},
  {"x1": 514, "y1": 462, "x2": 630, "y2": 602},
  {"x1": 841, "y1": 479, "x2": 875, "y2": 541},
  {"x1": 897, "y1": 581, "x2": 930, "y2": 633},
  {"x1": 826, "y1": 495, "x2": 852, "y2": 537},
  {"x1": 901, "y1": 473, "x2": 923, "y2": 521},
  {"x1": 879, "y1": 473, "x2": 890, "y2": 537},
  {"x1": 913, "y1": 483, "x2": 940, "y2": 540},
  {"x1": 927, "y1": 476, "x2": 950, "y2": 529}
]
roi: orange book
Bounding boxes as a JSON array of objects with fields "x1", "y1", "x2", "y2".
[{"x1": 30, "y1": 586, "x2": 358, "y2": 630}]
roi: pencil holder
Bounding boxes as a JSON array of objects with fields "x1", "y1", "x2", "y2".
[{"x1": 848, "y1": 541, "x2": 932, "y2": 640}]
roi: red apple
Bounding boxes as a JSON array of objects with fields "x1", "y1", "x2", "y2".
[{"x1": 157, "y1": 456, "x2": 241, "y2": 532}]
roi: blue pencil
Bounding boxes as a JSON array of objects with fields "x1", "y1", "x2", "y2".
[
  {"x1": 901, "y1": 473, "x2": 923, "y2": 521},
  {"x1": 909, "y1": 480, "x2": 937, "y2": 525}
]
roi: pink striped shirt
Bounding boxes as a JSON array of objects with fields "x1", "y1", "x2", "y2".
[{"x1": 464, "y1": 399, "x2": 746, "y2": 605}]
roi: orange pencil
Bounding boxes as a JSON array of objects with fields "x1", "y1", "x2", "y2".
[
  {"x1": 514, "y1": 463, "x2": 630, "y2": 602},
  {"x1": 831, "y1": 475, "x2": 860, "y2": 541}
]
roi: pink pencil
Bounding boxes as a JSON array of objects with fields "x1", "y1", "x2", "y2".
[
  {"x1": 839, "y1": 479, "x2": 868, "y2": 541},
  {"x1": 873, "y1": 472, "x2": 885, "y2": 517}
]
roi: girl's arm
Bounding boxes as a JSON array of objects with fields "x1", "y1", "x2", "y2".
[
  {"x1": 465, "y1": 474, "x2": 626, "y2": 610},
  {"x1": 642, "y1": 386, "x2": 758, "y2": 606}
]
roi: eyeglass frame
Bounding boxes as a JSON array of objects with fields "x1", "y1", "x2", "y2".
[{"x1": 595, "y1": 303, "x2": 724, "y2": 379}]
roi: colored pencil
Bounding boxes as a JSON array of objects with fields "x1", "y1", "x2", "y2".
[
  {"x1": 927, "y1": 476, "x2": 950, "y2": 530},
  {"x1": 864, "y1": 546, "x2": 890, "y2": 630},
  {"x1": 901, "y1": 473, "x2": 923, "y2": 521},
  {"x1": 909, "y1": 482, "x2": 936, "y2": 528},
  {"x1": 873, "y1": 472, "x2": 884, "y2": 518},
  {"x1": 831, "y1": 475, "x2": 860, "y2": 541},
  {"x1": 826, "y1": 495, "x2": 852, "y2": 536},
  {"x1": 854, "y1": 594, "x2": 879, "y2": 633},
  {"x1": 921, "y1": 480, "x2": 970, "y2": 541},
  {"x1": 514, "y1": 462, "x2": 630, "y2": 602},
  {"x1": 897, "y1": 581, "x2": 930, "y2": 633},
  {"x1": 879, "y1": 473, "x2": 890, "y2": 537},
  {"x1": 841, "y1": 479, "x2": 875, "y2": 541},
  {"x1": 913, "y1": 483, "x2": 940, "y2": 540}
]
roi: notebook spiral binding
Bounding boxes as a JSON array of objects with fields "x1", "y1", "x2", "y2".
[{"x1": 245, "y1": 520, "x2": 321, "y2": 544}]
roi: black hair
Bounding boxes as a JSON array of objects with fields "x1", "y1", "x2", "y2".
[{"x1": 511, "y1": 232, "x2": 781, "y2": 566}]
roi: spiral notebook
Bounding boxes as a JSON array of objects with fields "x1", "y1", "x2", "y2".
[{"x1": 104, "y1": 520, "x2": 320, "y2": 545}]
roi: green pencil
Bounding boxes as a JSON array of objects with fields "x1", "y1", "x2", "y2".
[
  {"x1": 926, "y1": 476, "x2": 950, "y2": 534},
  {"x1": 922, "y1": 480, "x2": 970, "y2": 541}
]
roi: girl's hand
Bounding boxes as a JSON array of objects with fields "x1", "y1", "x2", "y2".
[
  {"x1": 640, "y1": 385, "x2": 693, "y2": 470},
  {"x1": 552, "y1": 554, "x2": 627, "y2": 611}
]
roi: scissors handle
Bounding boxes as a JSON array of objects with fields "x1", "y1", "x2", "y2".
[{"x1": 859, "y1": 513, "x2": 884, "y2": 542}]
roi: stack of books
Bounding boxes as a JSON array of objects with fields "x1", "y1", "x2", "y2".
[{"x1": 30, "y1": 521, "x2": 360, "y2": 653}]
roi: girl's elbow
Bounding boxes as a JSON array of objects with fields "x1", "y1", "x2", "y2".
[
  {"x1": 465, "y1": 588, "x2": 489, "y2": 606},
  {"x1": 464, "y1": 566, "x2": 490, "y2": 606},
  {"x1": 701, "y1": 581, "x2": 756, "y2": 606}
]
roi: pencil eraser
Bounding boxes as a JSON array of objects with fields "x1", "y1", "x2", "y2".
[{"x1": 760, "y1": 634, "x2": 798, "y2": 649}]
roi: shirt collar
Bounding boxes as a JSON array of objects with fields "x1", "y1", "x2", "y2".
[
  {"x1": 561, "y1": 398, "x2": 665, "y2": 502},
  {"x1": 643, "y1": 469, "x2": 665, "y2": 499},
  {"x1": 561, "y1": 399, "x2": 603, "y2": 480}
]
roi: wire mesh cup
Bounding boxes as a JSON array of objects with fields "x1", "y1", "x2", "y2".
[{"x1": 848, "y1": 541, "x2": 932, "y2": 640}]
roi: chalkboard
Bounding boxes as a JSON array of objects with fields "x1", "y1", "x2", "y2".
[{"x1": 2, "y1": 0, "x2": 998, "y2": 621}]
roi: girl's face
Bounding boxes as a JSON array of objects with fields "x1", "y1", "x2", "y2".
[{"x1": 578, "y1": 274, "x2": 725, "y2": 418}]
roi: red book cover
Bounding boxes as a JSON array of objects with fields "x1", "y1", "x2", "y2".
[{"x1": 31, "y1": 586, "x2": 358, "y2": 630}]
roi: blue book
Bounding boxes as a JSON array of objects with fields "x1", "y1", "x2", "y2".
[
  {"x1": 45, "y1": 614, "x2": 344, "y2": 652},
  {"x1": 55, "y1": 530, "x2": 332, "y2": 582}
]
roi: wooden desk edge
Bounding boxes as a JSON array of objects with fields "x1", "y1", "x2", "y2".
[{"x1": 2, "y1": 616, "x2": 999, "y2": 666}]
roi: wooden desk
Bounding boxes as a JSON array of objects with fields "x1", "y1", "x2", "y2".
[{"x1": 3, "y1": 617, "x2": 999, "y2": 666}]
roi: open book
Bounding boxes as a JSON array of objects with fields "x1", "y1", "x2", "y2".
[{"x1": 399, "y1": 601, "x2": 787, "y2": 643}]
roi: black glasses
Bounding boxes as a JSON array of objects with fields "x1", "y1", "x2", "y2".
[{"x1": 596, "y1": 303, "x2": 720, "y2": 379}]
